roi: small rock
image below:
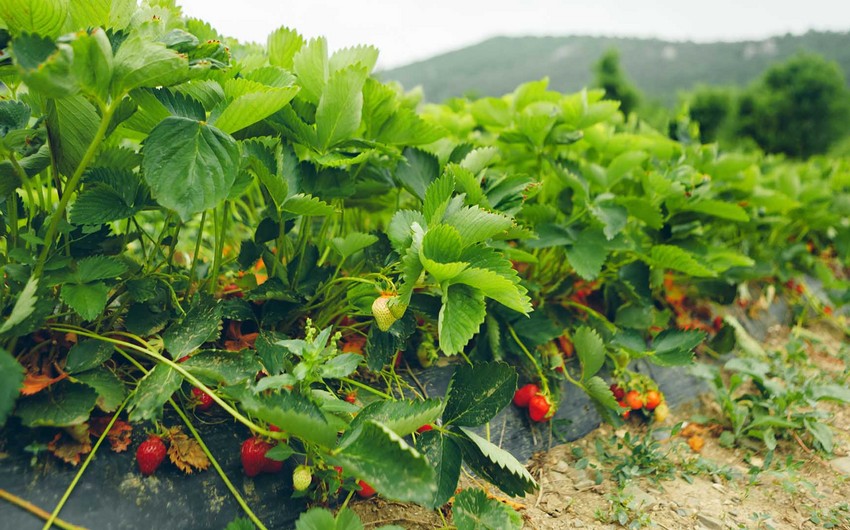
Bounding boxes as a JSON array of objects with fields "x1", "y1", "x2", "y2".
[
  {"x1": 696, "y1": 512, "x2": 724, "y2": 530},
  {"x1": 573, "y1": 479, "x2": 595, "y2": 490},
  {"x1": 623, "y1": 485, "x2": 657, "y2": 510},
  {"x1": 572, "y1": 521, "x2": 585, "y2": 528},
  {"x1": 830, "y1": 456, "x2": 850, "y2": 476},
  {"x1": 677, "y1": 508, "x2": 696, "y2": 517},
  {"x1": 554, "y1": 460, "x2": 571, "y2": 473}
]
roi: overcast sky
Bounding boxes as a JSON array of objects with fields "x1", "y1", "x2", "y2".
[{"x1": 177, "y1": 1, "x2": 850, "y2": 69}]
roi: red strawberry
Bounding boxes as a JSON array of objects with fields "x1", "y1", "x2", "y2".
[
  {"x1": 192, "y1": 387, "x2": 214, "y2": 411},
  {"x1": 416, "y1": 424, "x2": 433, "y2": 434},
  {"x1": 609, "y1": 384, "x2": 625, "y2": 400},
  {"x1": 344, "y1": 392, "x2": 357, "y2": 404},
  {"x1": 357, "y1": 480, "x2": 376, "y2": 498},
  {"x1": 241, "y1": 436, "x2": 280, "y2": 477},
  {"x1": 528, "y1": 394, "x2": 552, "y2": 422},
  {"x1": 618, "y1": 400, "x2": 631, "y2": 419},
  {"x1": 513, "y1": 383, "x2": 539, "y2": 408},
  {"x1": 624, "y1": 390, "x2": 643, "y2": 410},
  {"x1": 644, "y1": 390, "x2": 663, "y2": 411},
  {"x1": 136, "y1": 435, "x2": 167, "y2": 476}
]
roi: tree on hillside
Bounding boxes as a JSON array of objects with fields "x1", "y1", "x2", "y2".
[
  {"x1": 736, "y1": 53, "x2": 850, "y2": 158},
  {"x1": 593, "y1": 49, "x2": 641, "y2": 116},
  {"x1": 688, "y1": 85, "x2": 736, "y2": 143}
]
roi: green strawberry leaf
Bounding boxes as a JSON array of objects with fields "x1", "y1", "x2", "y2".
[
  {"x1": 0, "y1": 276, "x2": 39, "y2": 335},
  {"x1": 443, "y1": 361, "x2": 517, "y2": 427},
  {"x1": 329, "y1": 420, "x2": 436, "y2": 505},
  {"x1": 267, "y1": 26, "x2": 304, "y2": 70},
  {"x1": 565, "y1": 227, "x2": 609, "y2": 280},
  {"x1": 316, "y1": 65, "x2": 367, "y2": 151},
  {"x1": 73, "y1": 367, "x2": 126, "y2": 413},
  {"x1": 142, "y1": 116, "x2": 239, "y2": 222},
  {"x1": 225, "y1": 385, "x2": 337, "y2": 448},
  {"x1": 16, "y1": 380, "x2": 98, "y2": 427},
  {"x1": 649, "y1": 245, "x2": 716, "y2": 277},
  {"x1": 453, "y1": 488, "x2": 522, "y2": 530},
  {"x1": 181, "y1": 349, "x2": 263, "y2": 386},
  {"x1": 127, "y1": 364, "x2": 182, "y2": 422},
  {"x1": 574, "y1": 326, "x2": 606, "y2": 381},
  {"x1": 438, "y1": 284, "x2": 486, "y2": 356},
  {"x1": 162, "y1": 296, "x2": 221, "y2": 358},
  {"x1": 60, "y1": 282, "x2": 110, "y2": 321},
  {"x1": 66, "y1": 339, "x2": 113, "y2": 374},
  {"x1": 454, "y1": 427, "x2": 537, "y2": 496},
  {"x1": 395, "y1": 147, "x2": 439, "y2": 201},
  {"x1": 347, "y1": 399, "x2": 443, "y2": 438},
  {"x1": 0, "y1": 348, "x2": 24, "y2": 427},
  {"x1": 416, "y1": 430, "x2": 463, "y2": 508}
]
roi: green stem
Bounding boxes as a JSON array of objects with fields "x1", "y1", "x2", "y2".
[
  {"x1": 113, "y1": 350, "x2": 268, "y2": 530},
  {"x1": 34, "y1": 100, "x2": 120, "y2": 277},
  {"x1": 169, "y1": 400, "x2": 268, "y2": 530},
  {"x1": 339, "y1": 377, "x2": 394, "y2": 400},
  {"x1": 6, "y1": 191, "x2": 18, "y2": 249},
  {"x1": 0, "y1": 489, "x2": 86, "y2": 530},
  {"x1": 507, "y1": 324, "x2": 550, "y2": 396},
  {"x1": 47, "y1": 325, "x2": 280, "y2": 440},
  {"x1": 208, "y1": 203, "x2": 229, "y2": 294},
  {"x1": 43, "y1": 395, "x2": 130, "y2": 530},
  {"x1": 187, "y1": 211, "x2": 206, "y2": 296}
]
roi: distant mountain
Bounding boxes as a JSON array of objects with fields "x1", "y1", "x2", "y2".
[{"x1": 381, "y1": 31, "x2": 850, "y2": 105}]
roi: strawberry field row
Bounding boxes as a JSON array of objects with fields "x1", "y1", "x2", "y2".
[{"x1": 0, "y1": 1, "x2": 847, "y2": 529}]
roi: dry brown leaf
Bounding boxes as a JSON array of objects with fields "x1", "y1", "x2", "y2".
[
  {"x1": 688, "y1": 435, "x2": 705, "y2": 453},
  {"x1": 89, "y1": 417, "x2": 133, "y2": 453},
  {"x1": 166, "y1": 427, "x2": 210, "y2": 474},
  {"x1": 47, "y1": 429, "x2": 92, "y2": 466},
  {"x1": 20, "y1": 372, "x2": 68, "y2": 396}
]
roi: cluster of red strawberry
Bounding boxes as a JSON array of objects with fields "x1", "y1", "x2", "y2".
[
  {"x1": 513, "y1": 384, "x2": 553, "y2": 422},
  {"x1": 610, "y1": 384, "x2": 668, "y2": 422}
]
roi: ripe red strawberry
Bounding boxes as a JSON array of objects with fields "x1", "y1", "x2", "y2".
[
  {"x1": 528, "y1": 394, "x2": 552, "y2": 422},
  {"x1": 357, "y1": 480, "x2": 376, "y2": 498},
  {"x1": 416, "y1": 424, "x2": 433, "y2": 433},
  {"x1": 344, "y1": 392, "x2": 357, "y2": 404},
  {"x1": 624, "y1": 390, "x2": 643, "y2": 410},
  {"x1": 610, "y1": 384, "x2": 625, "y2": 400},
  {"x1": 241, "y1": 436, "x2": 280, "y2": 477},
  {"x1": 136, "y1": 435, "x2": 167, "y2": 476},
  {"x1": 192, "y1": 387, "x2": 214, "y2": 411},
  {"x1": 513, "y1": 383, "x2": 539, "y2": 408},
  {"x1": 644, "y1": 390, "x2": 662, "y2": 411},
  {"x1": 292, "y1": 465, "x2": 312, "y2": 491}
]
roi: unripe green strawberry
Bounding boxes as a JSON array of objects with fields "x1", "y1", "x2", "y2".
[
  {"x1": 388, "y1": 296, "x2": 406, "y2": 319},
  {"x1": 372, "y1": 295, "x2": 398, "y2": 331},
  {"x1": 292, "y1": 464, "x2": 312, "y2": 491}
]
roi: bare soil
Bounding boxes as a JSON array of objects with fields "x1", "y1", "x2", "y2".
[{"x1": 353, "y1": 324, "x2": 850, "y2": 529}]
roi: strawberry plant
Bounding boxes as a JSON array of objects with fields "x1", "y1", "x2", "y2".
[{"x1": 0, "y1": 1, "x2": 846, "y2": 528}]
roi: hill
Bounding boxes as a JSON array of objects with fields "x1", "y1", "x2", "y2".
[{"x1": 381, "y1": 31, "x2": 850, "y2": 105}]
